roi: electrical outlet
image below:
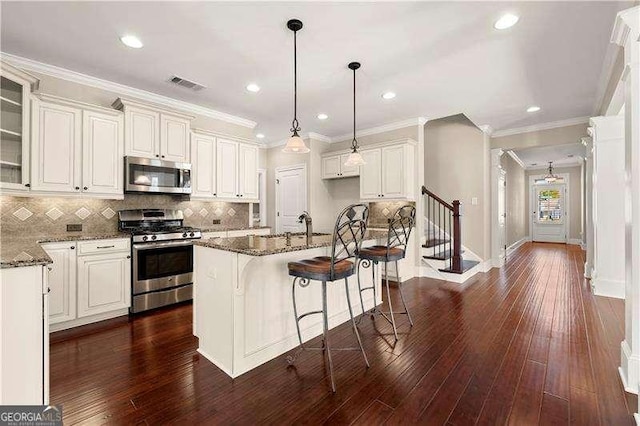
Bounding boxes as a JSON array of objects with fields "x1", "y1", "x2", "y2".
[
  {"x1": 212, "y1": 219, "x2": 221, "y2": 225},
  {"x1": 67, "y1": 224, "x2": 82, "y2": 232}
]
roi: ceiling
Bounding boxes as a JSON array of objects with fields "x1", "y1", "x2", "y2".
[
  {"x1": 0, "y1": 2, "x2": 632, "y2": 143},
  {"x1": 512, "y1": 143, "x2": 586, "y2": 169}
]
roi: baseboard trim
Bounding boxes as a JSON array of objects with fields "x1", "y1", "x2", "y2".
[
  {"x1": 620, "y1": 340, "x2": 639, "y2": 394},
  {"x1": 634, "y1": 413, "x2": 640, "y2": 425},
  {"x1": 507, "y1": 236, "x2": 530, "y2": 256},
  {"x1": 592, "y1": 276, "x2": 625, "y2": 299},
  {"x1": 568, "y1": 238, "x2": 583, "y2": 246},
  {"x1": 49, "y1": 308, "x2": 129, "y2": 332}
]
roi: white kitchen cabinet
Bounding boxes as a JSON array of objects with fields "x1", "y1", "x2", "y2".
[
  {"x1": 160, "y1": 113, "x2": 191, "y2": 162},
  {"x1": 216, "y1": 138, "x2": 239, "y2": 198},
  {"x1": 359, "y1": 149, "x2": 382, "y2": 199},
  {"x1": 359, "y1": 141, "x2": 416, "y2": 201},
  {"x1": 114, "y1": 98, "x2": 193, "y2": 162},
  {"x1": 31, "y1": 98, "x2": 82, "y2": 193},
  {"x1": 77, "y1": 250, "x2": 131, "y2": 318},
  {"x1": 0, "y1": 61, "x2": 38, "y2": 192},
  {"x1": 42, "y1": 242, "x2": 77, "y2": 325},
  {"x1": 0, "y1": 265, "x2": 48, "y2": 404},
  {"x1": 191, "y1": 131, "x2": 216, "y2": 198},
  {"x1": 238, "y1": 143, "x2": 258, "y2": 200},
  {"x1": 321, "y1": 153, "x2": 360, "y2": 179},
  {"x1": 82, "y1": 110, "x2": 123, "y2": 195}
]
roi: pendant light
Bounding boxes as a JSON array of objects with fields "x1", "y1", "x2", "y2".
[
  {"x1": 282, "y1": 19, "x2": 310, "y2": 154},
  {"x1": 544, "y1": 161, "x2": 559, "y2": 183},
  {"x1": 344, "y1": 62, "x2": 366, "y2": 166}
]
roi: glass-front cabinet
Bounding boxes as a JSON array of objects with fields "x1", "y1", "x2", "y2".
[{"x1": 0, "y1": 61, "x2": 39, "y2": 190}]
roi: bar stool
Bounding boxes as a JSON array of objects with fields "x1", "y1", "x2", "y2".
[
  {"x1": 286, "y1": 204, "x2": 370, "y2": 392},
  {"x1": 357, "y1": 205, "x2": 416, "y2": 341}
]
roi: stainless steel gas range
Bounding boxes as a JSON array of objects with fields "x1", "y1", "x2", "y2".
[{"x1": 118, "y1": 209, "x2": 202, "y2": 313}]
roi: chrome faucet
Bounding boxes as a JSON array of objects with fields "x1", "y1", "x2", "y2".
[{"x1": 298, "y1": 211, "x2": 313, "y2": 239}]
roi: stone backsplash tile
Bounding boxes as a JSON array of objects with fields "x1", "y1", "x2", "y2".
[
  {"x1": 368, "y1": 201, "x2": 416, "y2": 227},
  {"x1": 0, "y1": 194, "x2": 249, "y2": 237}
]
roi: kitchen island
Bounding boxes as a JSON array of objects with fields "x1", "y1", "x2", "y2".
[{"x1": 193, "y1": 231, "x2": 386, "y2": 378}]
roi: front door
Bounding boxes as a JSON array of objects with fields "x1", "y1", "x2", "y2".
[
  {"x1": 276, "y1": 165, "x2": 307, "y2": 233},
  {"x1": 532, "y1": 184, "x2": 567, "y2": 243}
]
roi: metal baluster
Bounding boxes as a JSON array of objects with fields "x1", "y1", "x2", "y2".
[{"x1": 449, "y1": 210, "x2": 452, "y2": 271}]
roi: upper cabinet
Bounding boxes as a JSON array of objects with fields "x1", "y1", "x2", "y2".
[
  {"x1": 321, "y1": 153, "x2": 359, "y2": 179},
  {"x1": 191, "y1": 131, "x2": 216, "y2": 198},
  {"x1": 359, "y1": 141, "x2": 415, "y2": 201},
  {"x1": 113, "y1": 98, "x2": 194, "y2": 163},
  {"x1": 0, "y1": 61, "x2": 39, "y2": 191},
  {"x1": 238, "y1": 143, "x2": 258, "y2": 200},
  {"x1": 31, "y1": 94, "x2": 124, "y2": 197},
  {"x1": 216, "y1": 138, "x2": 239, "y2": 199}
]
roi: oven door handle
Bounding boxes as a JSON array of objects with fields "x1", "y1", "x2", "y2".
[{"x1": 133, "y1": 240, "x2": 195, "y2": 251}]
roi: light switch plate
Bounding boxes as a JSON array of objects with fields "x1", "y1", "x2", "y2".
[
  {"x1": 471, "y1": 197, "x2": 478, "y2": 206},
  {"x1": 212, "y1": 219, "x2": 221, "y2": 224}
]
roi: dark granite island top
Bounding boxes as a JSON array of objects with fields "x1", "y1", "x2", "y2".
[{"x1": 193, "y1": 230, "x2": 389, "y2": 256}]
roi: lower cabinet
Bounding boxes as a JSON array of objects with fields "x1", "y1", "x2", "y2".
[
  {"x1": 0, "y1": 265, "x2": 49, "y2": 404},
  {"x1": 42, "y1": 238, "x2": 131, "y2": 331}
]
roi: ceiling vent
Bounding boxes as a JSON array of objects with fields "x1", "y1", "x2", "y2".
[{"x1": 168, "y1": 75, "x2": 206, "y2": 91}]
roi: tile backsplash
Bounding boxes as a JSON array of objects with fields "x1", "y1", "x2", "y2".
[
  {"x1": 368, "y1": 201, "x2": 416, "y2": 227},
  {"x1": 0, "y1": 195, "x2": 249, "y2": 237}
]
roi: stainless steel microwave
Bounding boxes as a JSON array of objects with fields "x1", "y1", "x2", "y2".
[{"x1": 125, "y1": 156, "x2": 192, "y2": 194}]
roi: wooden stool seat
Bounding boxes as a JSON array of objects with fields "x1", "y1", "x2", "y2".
[
  {"x1": 288, "y1": 257, "x2": 354, "y2": 281},
  {"x1": 358, "y1": 245, "x2": 405, "y2": 262}
]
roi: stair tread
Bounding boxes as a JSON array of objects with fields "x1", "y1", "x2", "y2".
[
  {"x1": 423, "y1": 249, "x2": 465, "y2": 261},
  {"x1": 422, "y1": 238, "x2": 448, "y2": 249},
  {"x1": 438, "y1": 260, "x2": 480, "y2": 274}
]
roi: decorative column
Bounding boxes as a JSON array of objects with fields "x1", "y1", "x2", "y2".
[
  {"x1": 490, "y1": 148, "x2": 506, "y2": 268},
  {"x1": 611, "y1": 6, "x2": 640, "y2": 401},
  {"x1": 583, "y1": 137, "x2": 594, "y2": 279}
]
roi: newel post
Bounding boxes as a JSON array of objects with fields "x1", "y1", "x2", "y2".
[{"x1": 452, "y1": 200, "x2": 463, "y2": 273}]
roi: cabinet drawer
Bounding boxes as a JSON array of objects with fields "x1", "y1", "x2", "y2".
[{"x1": 77, "y1": 239, "x2": 130, "y2": 256}]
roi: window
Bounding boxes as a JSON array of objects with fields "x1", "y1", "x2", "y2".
[{"x1": 537, "y1": 189, "x2": 562, "y2": 222}]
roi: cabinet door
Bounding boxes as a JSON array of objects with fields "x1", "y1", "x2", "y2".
[
  {"x1": 160, "y1": 113, "x2": 190, "y2": 162},
  {"x1": 359, "y1": 149, "x2": 382, "y2": 199},
  {"x1": 125, "y1": 106, "x2": 159, "y2": 159},
  {"x1": 340, "y1": 153, "x2": 360, "y2": 177},
  {"x1": 42, "y1": 243, "x2": 77, "y2": 325},
  {"x1": 77, "y1": 252, "x2": 131, "y2": 318},
  {"x1": 191, "y1": 133, "x2": 216, "y2": 198},
  {"x1": 82, "y1": 111, "x2": 123, "y2": 195},
  {"x1": 322, "y1": 155, "x2": 340, "y2": 179},
  {"x1": 238, "y1": 144, "x2": 258, "y2": 199},
  {"x1": 31, "y1": 99, "x2": 82, "y2": 192},
  {"x1": 381, "y1": 145, "x2": 405, "y2": 198},
  {"x1": 216, "y1": 138, "x2": 238, "y2": 198}
]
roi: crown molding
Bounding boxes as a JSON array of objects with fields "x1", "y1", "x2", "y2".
[
  {"x1": 479, "y1": 125, "x2": 494, "y2": 136},
  {"x1": 611, "y1": 6, "x2": 639, "y2": 48},
  {"x1": 330, "y1": 117, "x2": 427, "y2": 143},
  {"x1": 492, "y1": 116, "x2": 590, "y2": 138},
  {"x1": 525, "y1": 161, "x2": 582, "y2": 171},
  {"x1": 307, "y1": 132, "x2": 332, "y2": 143},
  {"x1": 506, "y1": 150, "x2": 526, "y2": 169},
  {"x1": 1, "y1": 52, "x2": 257, "y2": 129}
]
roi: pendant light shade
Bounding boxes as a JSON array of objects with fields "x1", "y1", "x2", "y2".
[
  {"x1": 283, "y1": 19, "x2": 310, "y2": 154},
  {"x1": 344, "y1": 62, "x2": 365, "y2": 166},
  {"x1": 544, "y1": 161, "x2": 558, "y2": 182}
]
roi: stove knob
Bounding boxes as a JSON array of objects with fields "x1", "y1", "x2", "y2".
[
  {"x1": 142, "y1": 236, "x2": 148, "y2": 242},
  {"x1": 182, "y1": 232, "x2": 188, "y2": 238},
  {"x1": 151, "y1": 235, "x2": 157, "y2": 240},
  {"x1": 189, "y1": 232, "x2": 195, "y2": 237}
]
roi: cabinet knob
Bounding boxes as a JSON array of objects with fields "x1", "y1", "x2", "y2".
[
  {"x1": 47, "y1": 287, "x2": 51, "y2": 293},
  {"x1": 25, "y1": 183, "x2": 30, "y2": 188},
  {"x1": 83, "y1": 186, "x2": 88, "y2": 190},
  {"x1": 213, "y1": 193, "x2": 217, "y2": 197},
  {"x1": 75, "y1": 186, "x2": 80, "y2": 190},
  {"x1": 156, "y1": 154, "x2": 160, "y2": 158},
  {"x1": 70, "y1": 246, "x2": 75, "y2": 250},
  {"x1": 127, "y1": 255, "x2": 131, "y2": 259},
  {"x1": 161, "y1": 155, "x2": 165, "y2": 158}
]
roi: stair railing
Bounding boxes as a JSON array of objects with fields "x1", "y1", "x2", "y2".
[{"x1": 421, "y1": 186, "x2": 464, "y2": 273}]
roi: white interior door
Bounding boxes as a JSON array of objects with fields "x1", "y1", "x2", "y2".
[
  {"x1": 498, "y1": 172, "x2": 506, "y2": 260},
  {"x1": 532, "y1": 184, "x2": 567, "y2": 243},
  {"x1": 276, "y1": 165, "x2": 307, "y2": 233}
]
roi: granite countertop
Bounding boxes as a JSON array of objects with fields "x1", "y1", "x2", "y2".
[
  {"x1": 199, "y1": 225, "x2": 271, "y2": 233},
  {"x1": 194, "y1": 230, "x2": 389, "y2": 257},
  {"x1": 1, "y1": 232, "x2": 129, "y2": 269}
]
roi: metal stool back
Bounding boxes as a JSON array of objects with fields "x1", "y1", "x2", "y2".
[
  {"x1": 357, "y1": 204, "x2": 416, "y2": 341},
  {"x1": 286, "y1": 204, "x2": 370, "y2": 392}
]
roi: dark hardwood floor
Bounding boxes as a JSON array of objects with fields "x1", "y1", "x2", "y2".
[{"x1": 50, "y1": 243, "x2": 637, "y2": 425}]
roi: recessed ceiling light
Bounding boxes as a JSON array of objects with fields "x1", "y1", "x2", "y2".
[
  {"x1": 494, "y1": 13, "x2": 519, "y2": 30},
  {"x1": 527, "y1": 105, "x2": 541, "y2": 113},
  {"x1": 120, "y1": 35, "x2": 143, "y2": 49},
  {"x1": 382, "y1": 92, "x2": 396, "y2": 100},
  {"x1": 246, "y1": 83, "x2": 260, "y2": 93},
  {"x1": 256, "y1": 133, "x2": 265, "y2": 139},
  {"x1": 317, "y1": 113, "x2": 328, "y2": 120}
]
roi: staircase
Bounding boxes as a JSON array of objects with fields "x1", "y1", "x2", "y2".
[{"x1": 420, "y1": 186, "x2": 484, "y2": 283}]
